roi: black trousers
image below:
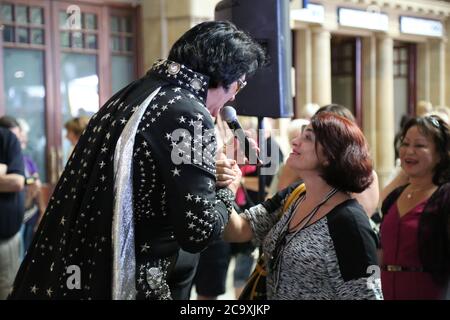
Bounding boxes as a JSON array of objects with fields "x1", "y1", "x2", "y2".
[{"x1": 169, "y1": 249, "x2": 200, "y2": 300}]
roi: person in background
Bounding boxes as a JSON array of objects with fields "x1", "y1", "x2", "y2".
[
  {"x1": 0, "y1": 117, "x2": 44, "y2": 255},
  {"x1": 297, "y1": 103, "x2": 320, "y2": 120},
  {"x1": 380, "y1": 112, "x2": 449, "y2": 205},
  {"x1": 416, "y1": 100, "x2": 433, "y2": 117},
  {"x1": 380, "y1": 115, "x2": 450, "y2": 299},
  {"x1": 64, "y1": 116, "x2": 90, "y2": 147},
  {"x1": 427, "y1": 106, "x2": 450, "y2": 125},
  {"x1": 0, "y1": 125, "x2": 25, "y2": 299},
  {"x1": 18, "y1": 119, "x2": 45, "y2": 253},
  {"x1": 234, "y1": 117, "x2": 283, "y2": 298}
]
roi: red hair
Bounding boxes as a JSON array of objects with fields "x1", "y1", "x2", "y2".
[{"x1": 311, "y1": 113, "x2": 373, "y2": 193}]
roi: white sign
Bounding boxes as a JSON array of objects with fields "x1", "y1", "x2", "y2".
[
  {"x1": 338, "y1": 8, "x2": 389, "y2": 31},
  {"x1": 291, "y1": 3, "x2": 325, "y2": 24},
  {"x1": 400, "y1": 16, "x2": 443, "y2": 37}
]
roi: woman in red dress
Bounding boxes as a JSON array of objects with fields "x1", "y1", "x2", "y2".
[{"x1": 380, "y1": 115, "x2": 450, "y2": 299}]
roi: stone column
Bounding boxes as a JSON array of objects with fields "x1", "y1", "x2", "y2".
[
  {"x1": 294, "y1": 28, "x2": 312, "y2": 117},
  {"x1": 141, "y1": 0, "x2": 219, "y2": 71},
  {"x1": 362, "y1": 36, "x2": 377, "y2": 166},
  {"x1": 141, "y1": 0, "x2": 167, "y2": 71},
  {"x1": 429, "y1": 39, "x2": 446, "y2": 107},
  {"x1": 447, "y1": 21, "x2": 450, "y2": 107},
  {"x1": 417, "y1": 42, "x2": 430, "y2": 104},
  {"x1": 312, "y1": 28, "x2": 332, "y2": 107},
  {"x1": 376, "y1": 35, "x2": 395, "y2": 188}
]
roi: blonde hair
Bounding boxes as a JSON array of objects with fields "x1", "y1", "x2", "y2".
[
  {"x1": 64, "y1": 116, "x2": 90, "y2": 137},
  {"x1": 432, "y1": 106, "x2": 450, "y2": 124},
  {"x1": 298, "y1": 103, "x2": 320, "y2": 120},
  {"x1": 416, "y1": 100, "x2": 433, "y2": 117}
]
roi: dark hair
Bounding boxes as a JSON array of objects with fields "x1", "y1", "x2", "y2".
[
  {"x1": 0, "y1": 115, "x2": 20, "y2": 129},
  {"x1": 400, "y1": 115, "x2": 450, "y2": 185},
  {"x1": 394, "y1": 114, "x2": 413, "y2": 160},
  {"x1": 311, "y1": 112, "x2": 373, "y2": 193},
  {"x1": 168, "y1": 21, "x2": 266, "y2": 89},
  {"x1": 315, "y1": 104, "x2": 356, "y2": 123}
]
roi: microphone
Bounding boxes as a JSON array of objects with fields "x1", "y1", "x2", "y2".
[{"x1": 220, "y1": 106, "x2": 262, "y2": 165}]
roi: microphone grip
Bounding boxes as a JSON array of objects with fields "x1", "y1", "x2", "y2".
[{"x1": 230, "y1": 121, "x2": 262, "y2": 165}]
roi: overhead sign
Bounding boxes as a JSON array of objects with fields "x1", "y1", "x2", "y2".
[
  {"x1": 291, "y1": 3, "x2": 325, "y2": 24},
  {"x1": 338, "y1": 7, "x2": 389, "y2": 31},
  {"x1": 400, "y1": 16, "x2": 443, "y2": 37}
]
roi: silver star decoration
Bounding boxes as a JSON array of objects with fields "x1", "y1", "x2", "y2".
[
  {"x1": 171, "y1": 168, "x2": 180, "y2": 176},
  {"x1": 185, "y1": 194, "x2": 193, "y2": 201},
  {"x1": 141, "y1": 243, "x2": 150, "y2": 252}
]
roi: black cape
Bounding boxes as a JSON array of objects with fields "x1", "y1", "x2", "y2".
[{"x1": 10, "y1": 59, "x2": 232, "y2": 300}]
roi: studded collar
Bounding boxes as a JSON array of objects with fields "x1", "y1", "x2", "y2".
[{"x1": 148, "y1": 59, "x2": 210, "y2": 104}]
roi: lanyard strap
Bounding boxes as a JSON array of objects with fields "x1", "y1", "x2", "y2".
[
  {"x1": 270, "y1": 187, "x2": 339, "y2": 288},
  {"x1": 284, "y1": 187, "x2": 338, "y2": 245}
]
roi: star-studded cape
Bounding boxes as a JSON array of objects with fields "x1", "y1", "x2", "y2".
[{"x1": 9, "y1": 60, "x2": 232, "y2": 300}]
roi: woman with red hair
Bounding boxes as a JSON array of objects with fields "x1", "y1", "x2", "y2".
[{"x1": 218, "y1": 112, "x2": 382, "y2": 299}]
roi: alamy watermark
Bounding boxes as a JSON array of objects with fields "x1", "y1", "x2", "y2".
[
  {"x1": 366, "y1": 265, "x2": 381, "y2": 290},
  {"x1": 65, "y1": 5, "x2": 81, "y2": 31},
  {"x1": 169, "y1": 124, "x2": 281, "y2": 176},
  {"x1": 66, "y1": 265, "x2": 81, "y2": 290}
]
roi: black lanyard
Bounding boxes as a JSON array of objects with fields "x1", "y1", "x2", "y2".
[{"x1": 269, "y1": 187, "x2": 339, "y2": 289}]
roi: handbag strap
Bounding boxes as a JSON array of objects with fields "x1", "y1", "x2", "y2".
[{"x1": 281, "y1": 183, "x2": 306, "y2": 214}]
